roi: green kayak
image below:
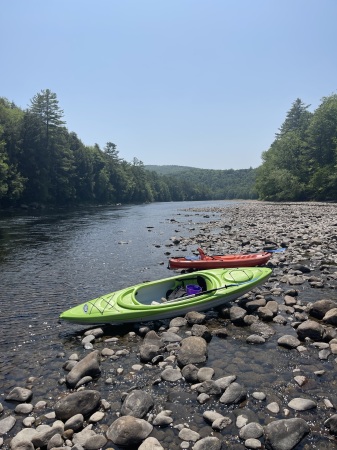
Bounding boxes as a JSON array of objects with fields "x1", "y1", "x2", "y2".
[{"x1": 59, "y1": 267, "x2": 272, "y2": 325}]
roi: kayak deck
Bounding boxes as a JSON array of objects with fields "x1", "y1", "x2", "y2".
[
  {"x1": 59, "y1": 267, "x2": 272, "y2": 325},
  {"x1": 168, "y1": 248, "x2": 272, "y2": 270}
]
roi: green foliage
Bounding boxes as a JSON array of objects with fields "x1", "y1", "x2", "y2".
[
  {"x1": 0, "y1": 90, "x2": 258, "y2": 208},
  {"x1": 256, "y1": 93, "x2": 337, "y2": 201},
  {"x1": 146, "y1": 166, "x2": 257, "y2": 200},
  {"x1": 1, "y1": 88, "x2": 337, "y2": 208},
  {"x1": 145, "y1": 165, "x2": 196, "y2": 175}
]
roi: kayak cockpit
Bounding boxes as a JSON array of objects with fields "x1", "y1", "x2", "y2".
[{"x1": 121, "y1": 274, "x2": 209, "y2": 307}]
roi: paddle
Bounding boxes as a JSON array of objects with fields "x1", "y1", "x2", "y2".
[{"x1": 265, "y1": 248, "x2": 286, "y2": 253}]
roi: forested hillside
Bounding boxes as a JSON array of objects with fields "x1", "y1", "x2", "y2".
[
  {"x1": 145, "y1": 165, "x2": 196, "y2": 175},
  {"x1": 1, "y1": 89, "x2": 336, "y2": 209},
  {"x1": 145, "y1": 166, "x2": 257, "y2": 199},
  {"x1": 0, "y1": 89, "x2": 257, "y2": 209},
  {"x1": 255, "y1": 94, "x2": 337, "y2": 201}
]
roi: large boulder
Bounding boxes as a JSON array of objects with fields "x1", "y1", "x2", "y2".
[
  {"x1": 54, "y1": 390, "x2": 101, "y2": 421},
  {"x1": 106, "y1": 416, "x2": 153, "y2": 446},
  {"x1": 177, "y1": 336, "x2": 207, "y2": 367},
  {"x1": 309, "y1": 299, "x2": 337, "y2": 319},
  {"x1": 120, "y1": 390, "x2": 154, "y2": 418},
  {"x1": 296, "y1": 320, "x2": 324, "y2": 341},
  {"x1": 264, "y1": 418, "x2": 310, "y2": 450}
]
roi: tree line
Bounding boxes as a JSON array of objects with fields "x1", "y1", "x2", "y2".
[
  {"x1": 255, "y1": 94, "x2": 337, "y2": 201},
  {"x1": 0, "y1": 89, "x2": 256, "y2": 209},
  {"x1": 147, "y1": 166, "x2": 258, "y2": 200},
  {"x1": 1, "y1": 89, "x2": 336, "y2": 209}
]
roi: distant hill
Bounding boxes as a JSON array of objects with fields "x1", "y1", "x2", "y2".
[
  {"x1": 145, "y1": 165, "x2": 258, "y2": 199},
  {"x1": 144, "y1": 165, "x2": 198, "y2": 175}
]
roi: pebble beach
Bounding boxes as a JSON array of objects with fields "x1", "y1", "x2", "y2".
[{"x1": 1, "y1": 201, "x2": 337, "y2": 450}]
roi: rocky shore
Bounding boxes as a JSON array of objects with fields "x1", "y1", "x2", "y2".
[{"x1": 1, "y1": 201, "x2": 337, "y2": 450}]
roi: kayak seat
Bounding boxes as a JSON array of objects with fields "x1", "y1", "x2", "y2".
[
  {"x1": 196, "y1": 275, "x2": 207, "y2": 292},
  {"x1": 197, "y1": 247, "x2": 215, "y2": 260},
  {"x1": 197, "y1": 247, "x2": 206, "y2": 260}
]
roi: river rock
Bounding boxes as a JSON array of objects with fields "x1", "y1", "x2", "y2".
[
  {"x1": 14, "y1": 403, "x2": 34, "y2": 414},
  {"x1": 11, "y1": 442, "x2": 34, "y2": 450},
  {"x1": 83, "y1": 433, "x2": 107, "y2": 450},
  {"x1": 181, "y1": 364, "x2": 199, "y2": 382},
  {"x1": 72, "y1": 425, "x2": 107, "y2": 450},
  {"x1": 229, "y1": 306, "x2": 247, "y2": 324},
  {"x1": 139, "y1": 343, "x2": 162, "y2": 363},
  {"x1": 31, "y1": 421, "x2": 64, "y2": 448},
  {"x1": 324, "y1": 414, "x2": 337, "y2": 435},
  {"x1": 144, "y1": 330, "x2": 165, "y2": 346},
  {"x1": 250, "y1": 321, "x2": 275, "y2": 338},
  {"x1": 246, "y1": 298, "x2": 266, "y2": 313},
  {"x1": 212, "y1": 416, "x2": 232, "y2": 430},
  {"x1": 296, "y1": 320, "x2": 325, "y2": 341},
  {"x1": 197, "y1": 367, "x2": 214, "y2": 381},
  {"x1": 192, "y1": 436, "x2": 221, "y2": 450},
  {"x1": 85, "y1": 327, "x2": 104, "y2": 338},
  {"x1": 287, "y1": 397, "x2": 317, "y2": 411},
  {"x1": 191, "y1": 324, "x2": 212, "y2": 341},
  {"x1": 277, "y1": 335, "x2": 301, "y2": 349},
  {"x1": 64, "y1": 414, "x2": 84, "y2": 432},
  {"x1": 161, "y1": 367, "x2": 182, "y2": 382},
  {"x1": 168, "y1": 317, "x2": 186, "y2": 328},
  {"x1": 161, "y1": 331, "x2": 182, "y2": 343},
  {"x1": 185, "y1": 311, "x2": 206, "y2": 324},
  {"x1": 0, "y1": 416, "x2": 16, "y2": 436},
  {"x1": 196, "y1": 380, "x2": 222, "y2": 395},
  {"x1": 219, "y1": 382, "x2": 247, "y2": 405},
  {"x1": 9, "y1": 428, "x2": 37, "y2": 449},
  {"x1": 309, "y1": 299, "x2": 337, "y2": 319},
  {"x1": 120, "y1": 390, "x2": 154, "y2": 418},
  {"x1": 239, "y1": 422, "x2": 264, "y2": 439},
  {"x1": 257, "y1": 306, "x2": 274, "y2": 321},
  {"x1": 245, "y1": 438, "x2": 262, "y2": 449},
  {"x1": 72, "y1": 425, "x2": 95, "y2": 446},
  {"x1": 106, "y1": 416, "x2": 153, "y2": 446},
  {"x1": 246, "y1": 334, "x2": 266, "y2": 344},
  {"x1": 264, "y1": 418, "x2": 310, "y2": 450},
  {"x1": 177, "y1": 336, "x2": 207, "y2": 367},
  {"x1": 47, "y1": 432, "x2": 63, "y2": 449},
  {"x1": 65, "y1": 350, "x2": 101, "y2": 388},
  {"x1": 323, "y1": 308, "x2": 337, "y2": 325},
  {"x1": 6, "y1": 387, "x2": 32, "y2": 403},
  {"x1": 266, "y1": 402, "x2": 280, "y2": 414},
  {"x1": 138, "y1": 437, "x2": 164, "y2": 449},
  {"x1": 203, "y1": 410, "x2": 226, "y2": 424},
  {"x1": 152, "y1": 410, "x2": 173, "y2": 426},
  {"x1": 211, "y1": 327, "x2": 229, "y2": 338},
  {"x1": 214, "y1": 375, "x2": 236, "y2": 390},
  {"x1": 178, "y1": 427, "x2": 200, "y2": 442},
  {"x1": 54, "y1": 390, "x2": 101, "y2": 421}
]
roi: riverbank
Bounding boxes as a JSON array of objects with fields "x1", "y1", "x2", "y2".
[{"x1": 1, "y1": 201, "x2": 337, "y2": 450}]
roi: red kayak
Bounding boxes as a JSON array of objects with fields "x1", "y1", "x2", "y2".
[{"x1": 168, "y1": 247, "x2": 272, "y2": 270}]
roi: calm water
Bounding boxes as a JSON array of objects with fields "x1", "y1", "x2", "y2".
[{"x1": 0, "y1": 201, "x2": 228, "y2": 386}]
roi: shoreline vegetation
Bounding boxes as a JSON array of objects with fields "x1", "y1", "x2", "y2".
[
  {"x1": 1, "y1": 201, "x2": 337, "y2": 449},
  {"x1": 1, "y1": 92, "x2": 337, "y2": 210}
]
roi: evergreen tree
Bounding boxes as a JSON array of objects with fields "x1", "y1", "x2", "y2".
[{"x1": 29, "y1": 89, "x2": 66, "y2": 149}]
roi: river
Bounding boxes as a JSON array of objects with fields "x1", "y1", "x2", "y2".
[
  {"x1": 2, "y1": 200, "x2": 336, "y2": 450},
  {"x1": 0, "y1": 200, "x2": 231, "y2": 391}
]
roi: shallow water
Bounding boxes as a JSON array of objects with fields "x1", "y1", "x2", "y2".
[{"x1": 1, "y1": 200, "x2": 337, "y2": 449}]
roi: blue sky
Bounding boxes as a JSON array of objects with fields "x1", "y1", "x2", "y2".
[{"x1": 1, "y1": 0, "x2": 336, "y2": 170}]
